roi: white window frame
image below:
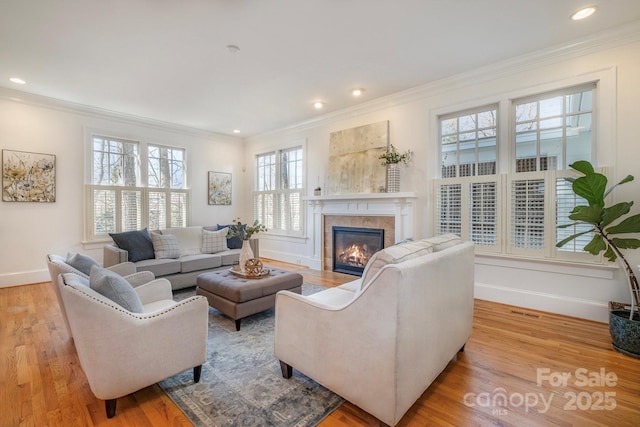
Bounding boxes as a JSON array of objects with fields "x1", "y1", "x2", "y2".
[
  {"x1": 432, "y1": 70, "x2": 613, "y2": 266},
  {"x1": 85, "y1": 133, "x2": 190, "y2": 242},
  {"x1": 253, "y1": 144, "x2": 305, "y2": 237}
]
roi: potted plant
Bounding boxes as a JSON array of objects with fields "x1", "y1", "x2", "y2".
[
  {"x1": 227, "y1": 218, "x2": 267, "y2": 272},
  {"x1": 556, "y1": 160, "x2": 640, "y2": 358},
  {"x1": 378, "y1": 144, "x2": 413, "y2": 193}
]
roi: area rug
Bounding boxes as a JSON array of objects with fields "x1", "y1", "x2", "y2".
[{"x1": 159, "y1": 284, "x2": 344, "y2": 427}]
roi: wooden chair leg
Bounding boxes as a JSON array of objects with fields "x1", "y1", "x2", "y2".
[
  {"x1": 280, "y1": 361, "x2": 292, "y2": 379},
  {"x1": 194, "y1": 365, "x2": 202, "y2": 383},
  {"x1": 105, "y1": 399, "x2": 117, "y2": 418}
]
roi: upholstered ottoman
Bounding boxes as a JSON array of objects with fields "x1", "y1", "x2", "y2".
[{"x1": 196, "y1": 267, "x2": 303, "y2": 330}]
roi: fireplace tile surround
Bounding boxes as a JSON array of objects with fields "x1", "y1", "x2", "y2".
[{"x1": 306, "y1": 192, "x2": 417, "y2": 271}]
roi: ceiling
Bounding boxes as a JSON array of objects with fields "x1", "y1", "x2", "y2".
[{"x1": 2, "y1": 1, "x2": 640, "y2": 137}]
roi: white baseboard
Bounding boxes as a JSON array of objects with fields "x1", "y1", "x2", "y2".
[
  {"x1": 475, "y1": 282, "x2": 609, "y2": 323},
  {"x1": 260, "y1": 249, "x2": 311, "y2": 268},
  {"x1": 0, "y1": 269, "x2": 50, "y2": 288}
]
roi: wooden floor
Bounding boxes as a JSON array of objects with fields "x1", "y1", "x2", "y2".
[{"x1": 2, "y1": 260, "x2": 639, "y2": 427}]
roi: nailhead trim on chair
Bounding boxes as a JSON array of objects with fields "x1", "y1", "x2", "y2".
[{"x1": 63, "y1": 279, "x2": 205, "y2": 318}]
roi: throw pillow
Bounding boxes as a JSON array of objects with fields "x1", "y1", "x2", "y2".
[
  {"x1": 109, "y1": 228, "x2": 155, "y2": 263},
  {"x1": 66, "y1": 252, "x2": 100, "y2": 276},
  {"x1": 150, "y1": 232, "x2": 181, "y2": 259},
  {"x1": 217, "y1": 223, "x2": 244, "y2": 249},
  {"x1": 423, "y1": 234, "x2": 461, "y2": 251},
  {"x1": 360, "y1": 240, "x2": 433, "y2": 288},
  {"x1": 89, "y1": 266, "x2": 144, "y2": 313},
  {"x1": 162, "y1": 226, "x2": 203, "y2": 256},
  {"x1": 202, "y1": 228, "x2": 229, "y2": 254}
]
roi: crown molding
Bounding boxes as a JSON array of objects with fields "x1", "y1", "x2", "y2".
[
  {"x1": 252, "y1": 20, "x2": 640, "y2": 140},
  {"x1": 0, "y1": 86, "x2": 240, "y2": 140}
]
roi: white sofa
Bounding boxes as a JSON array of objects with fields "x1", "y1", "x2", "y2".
[
  {"x1": 274, "y1": 235, "x2": 474, "y2": 426},
  {"x1": 104, "y1": 225, "x2": 259, "y2": 290}
]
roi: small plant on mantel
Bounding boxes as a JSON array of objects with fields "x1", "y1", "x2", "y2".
[{"x1": 378, "y1": 144, "x2": 413, "y2": 166}]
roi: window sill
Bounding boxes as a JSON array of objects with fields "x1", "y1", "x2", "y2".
[
  {"x1": 475, "y1": 253, "x2": 616, "y2": 279},
  {"x1": 258, "y1": 232, "x2": 308, "y2": 242}
]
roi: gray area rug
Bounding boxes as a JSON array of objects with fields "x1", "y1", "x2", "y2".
[{"x1": 159, "y1": 283, "x2": 344, "y2": 427}]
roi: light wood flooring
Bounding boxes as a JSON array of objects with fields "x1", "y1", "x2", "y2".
[{"x1": 2, "y1": 259, "x2": 639, "y2": 426}]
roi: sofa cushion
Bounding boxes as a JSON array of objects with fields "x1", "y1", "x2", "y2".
[
  {"x1": 219, "y1": 249, "x2": 241, "y2": 266},
  {"x1": 423, "y1": 234, "x2": 461, "y2": 251},
  {"x1": 135, "y1": 258, "x2": 181, "y2": 277},
  {"x1": 163, "y1": 226, "x2": 203, "y2": 256},
  {"x1": 150, "y1": 232, "x2": 181, "y2": 259},
  {"x1": 202, "y1": 228, "x2": 229, "y2": 254},
  {"x1": 109, "y1": 228, "x2": 155, "y2": 262},
  {"x1": 66, "y1": 252, "x2": 100, "y2": 275},
  {"x1": 360, "y1": 240, "x2": 433, "y2": 288},
  {"x1": 89, "y1": 266, "x2": 144, "y2": 313},
  {"x1": 217, "y1": 223, "x2": 244, "y2": 249},
  {"x1": 180, "y1": 254, "x2": 222, "y2": 273}
]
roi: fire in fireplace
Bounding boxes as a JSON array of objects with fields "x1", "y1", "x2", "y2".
[{"x1": 332, "y1": 226, "x2": 384, "y2": 276}]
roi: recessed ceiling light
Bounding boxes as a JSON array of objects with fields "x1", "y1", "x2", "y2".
[
  {"x1": 313, "y1": 101, "x2": 324, "y2": 109},
  {"x1": 9, "y1": 77, "x2": 26, "y2": 84},
  {"x1": 571, "y1": 6, "x2": 598, "y2": 20},
  {"x1": 226, "y1": 45, "x2": 240, "y2": 53},
  {"x1": 352, "y1": 88, "x2": 364, "y2": 97},
  {"x1": 233, "y1": 129, "x2": 241, "y2": 134}
]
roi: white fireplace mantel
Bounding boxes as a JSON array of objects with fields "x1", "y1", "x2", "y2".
[{"x1": 305, "y1": 192, "x2": 417, "y2": 270}]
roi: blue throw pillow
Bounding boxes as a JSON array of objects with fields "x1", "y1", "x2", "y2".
[
  {"x1": 109, "y1": 228, "x2": 155, "y2": 262},
  {"x1": 89, "y1": 266, "x2": 144, "y2": 313},
  {"x1": 217, "y1": 224, "x2": 245, "y2": 249},
  {"x1": 66, "y1": 252, "x2": 100, "y2": 275}
]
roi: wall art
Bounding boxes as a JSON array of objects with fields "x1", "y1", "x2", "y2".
[
  {"x1": 2, "y1": 149, "x2": 56, "y2": 202},
  {"x1": 208, "y1": 171, "x2": 231, "y2": 205},
  {"x1": 327, "y1": 120, "x2": 388, "y2": 194}
]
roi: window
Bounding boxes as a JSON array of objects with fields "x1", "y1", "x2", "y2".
[
  {"x1": 87, "y1": 135, "x2": 188, "y2": 240},
  {"x1": 435, "y1": 83, "x2": 597, "y2": 262},
  {"x1": 440, "y1": 106, "x2": 498, "y2": 178},
  {"x1": 254, "y1": 146, "x2": 303, "y2": 235}
]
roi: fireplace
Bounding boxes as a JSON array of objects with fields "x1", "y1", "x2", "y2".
[{"x1": 332, "y1": 226, "x2": 384, "y2": 276}]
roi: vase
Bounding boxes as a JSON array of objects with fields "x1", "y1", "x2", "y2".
[
  {"x1": 239, "y1": 240, "x2": 254, "y2": 273},
  {"x1": 386, "y1": 163, "x2": 400, "y2": 193}
]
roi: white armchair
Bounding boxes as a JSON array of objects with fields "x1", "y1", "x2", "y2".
[
  {"x1": 46, "y1": 254, "x2": 155, "y2": 337},
  {"x1": 58, "y1": 272, "x2": 209, "y2": 418},
  {"x1": 275, "y1": 239, "x2": 475, "y2": 426}
]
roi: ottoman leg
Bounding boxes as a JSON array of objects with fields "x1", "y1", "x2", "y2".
[{"x1": 235, "y1": 319, "x2": 242, "y2": 331}]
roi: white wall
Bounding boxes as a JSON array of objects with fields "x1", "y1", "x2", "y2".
[
  {"x1": 0, "y1": 91, "x2": 246, "y2": 287},
  {"x1": 245, "y1": 25, "x2": 640, "y2": 322}
]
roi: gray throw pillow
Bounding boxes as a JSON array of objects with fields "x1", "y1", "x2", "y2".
[
  {"x1": 66, "y1": 252, "x2": 100, "y2": 276},
  {"x1": 109, "y1": 228, "x2": 155, "y2": 262},
  {"x1": 89, "y1": 266, "x2": 144, "y2": 313}
]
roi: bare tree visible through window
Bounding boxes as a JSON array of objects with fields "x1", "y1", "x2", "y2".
[
  {"x1": 254, "y1": 147, "x2": 303, "y2": 235},
  {"x1": 88, "y1": 136, "x2": 189, "y2": 240}
]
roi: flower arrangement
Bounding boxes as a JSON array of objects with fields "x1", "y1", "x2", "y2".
[
  {"x1": 378, "y1": 144, "x2": 413, "y2": 166},
  {"x1": 226, "y1": 218, "x2": 267, "y2": 240}
]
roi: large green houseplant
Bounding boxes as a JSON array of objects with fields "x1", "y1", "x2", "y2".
[{"x1": 556, "y1": 160, "x2": 640, "y2": 357}]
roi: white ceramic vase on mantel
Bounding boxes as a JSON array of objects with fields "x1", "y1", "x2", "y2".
[
  {"x1": 239, "y1": 240, "x2": 254, "y2": 272},
  {"x1": 386, "y1": 163, "x2": 400, "y2": 193}
]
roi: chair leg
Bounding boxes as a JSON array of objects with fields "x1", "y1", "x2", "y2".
[
  {"x1": 105, "y1": 399, "x2": 117, "y2": 418},
  {"x1": 280, "y1": 361, "x2": 292, "y2": 379},
  {"x1": 194, "y1": 365, "x2": 202, "y2": 383}
]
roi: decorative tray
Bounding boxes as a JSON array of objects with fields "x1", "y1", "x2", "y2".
[{"x1": 229, "y1": 265, "x2": 271, "y2": 279}]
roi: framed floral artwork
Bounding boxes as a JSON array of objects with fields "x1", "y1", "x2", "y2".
[
  {"x1": 2, "y1": 149, "x2": 56, "y2": 202},
  {"x1": 208, "y1": 171, "x2": 231, "y2": 205}
]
